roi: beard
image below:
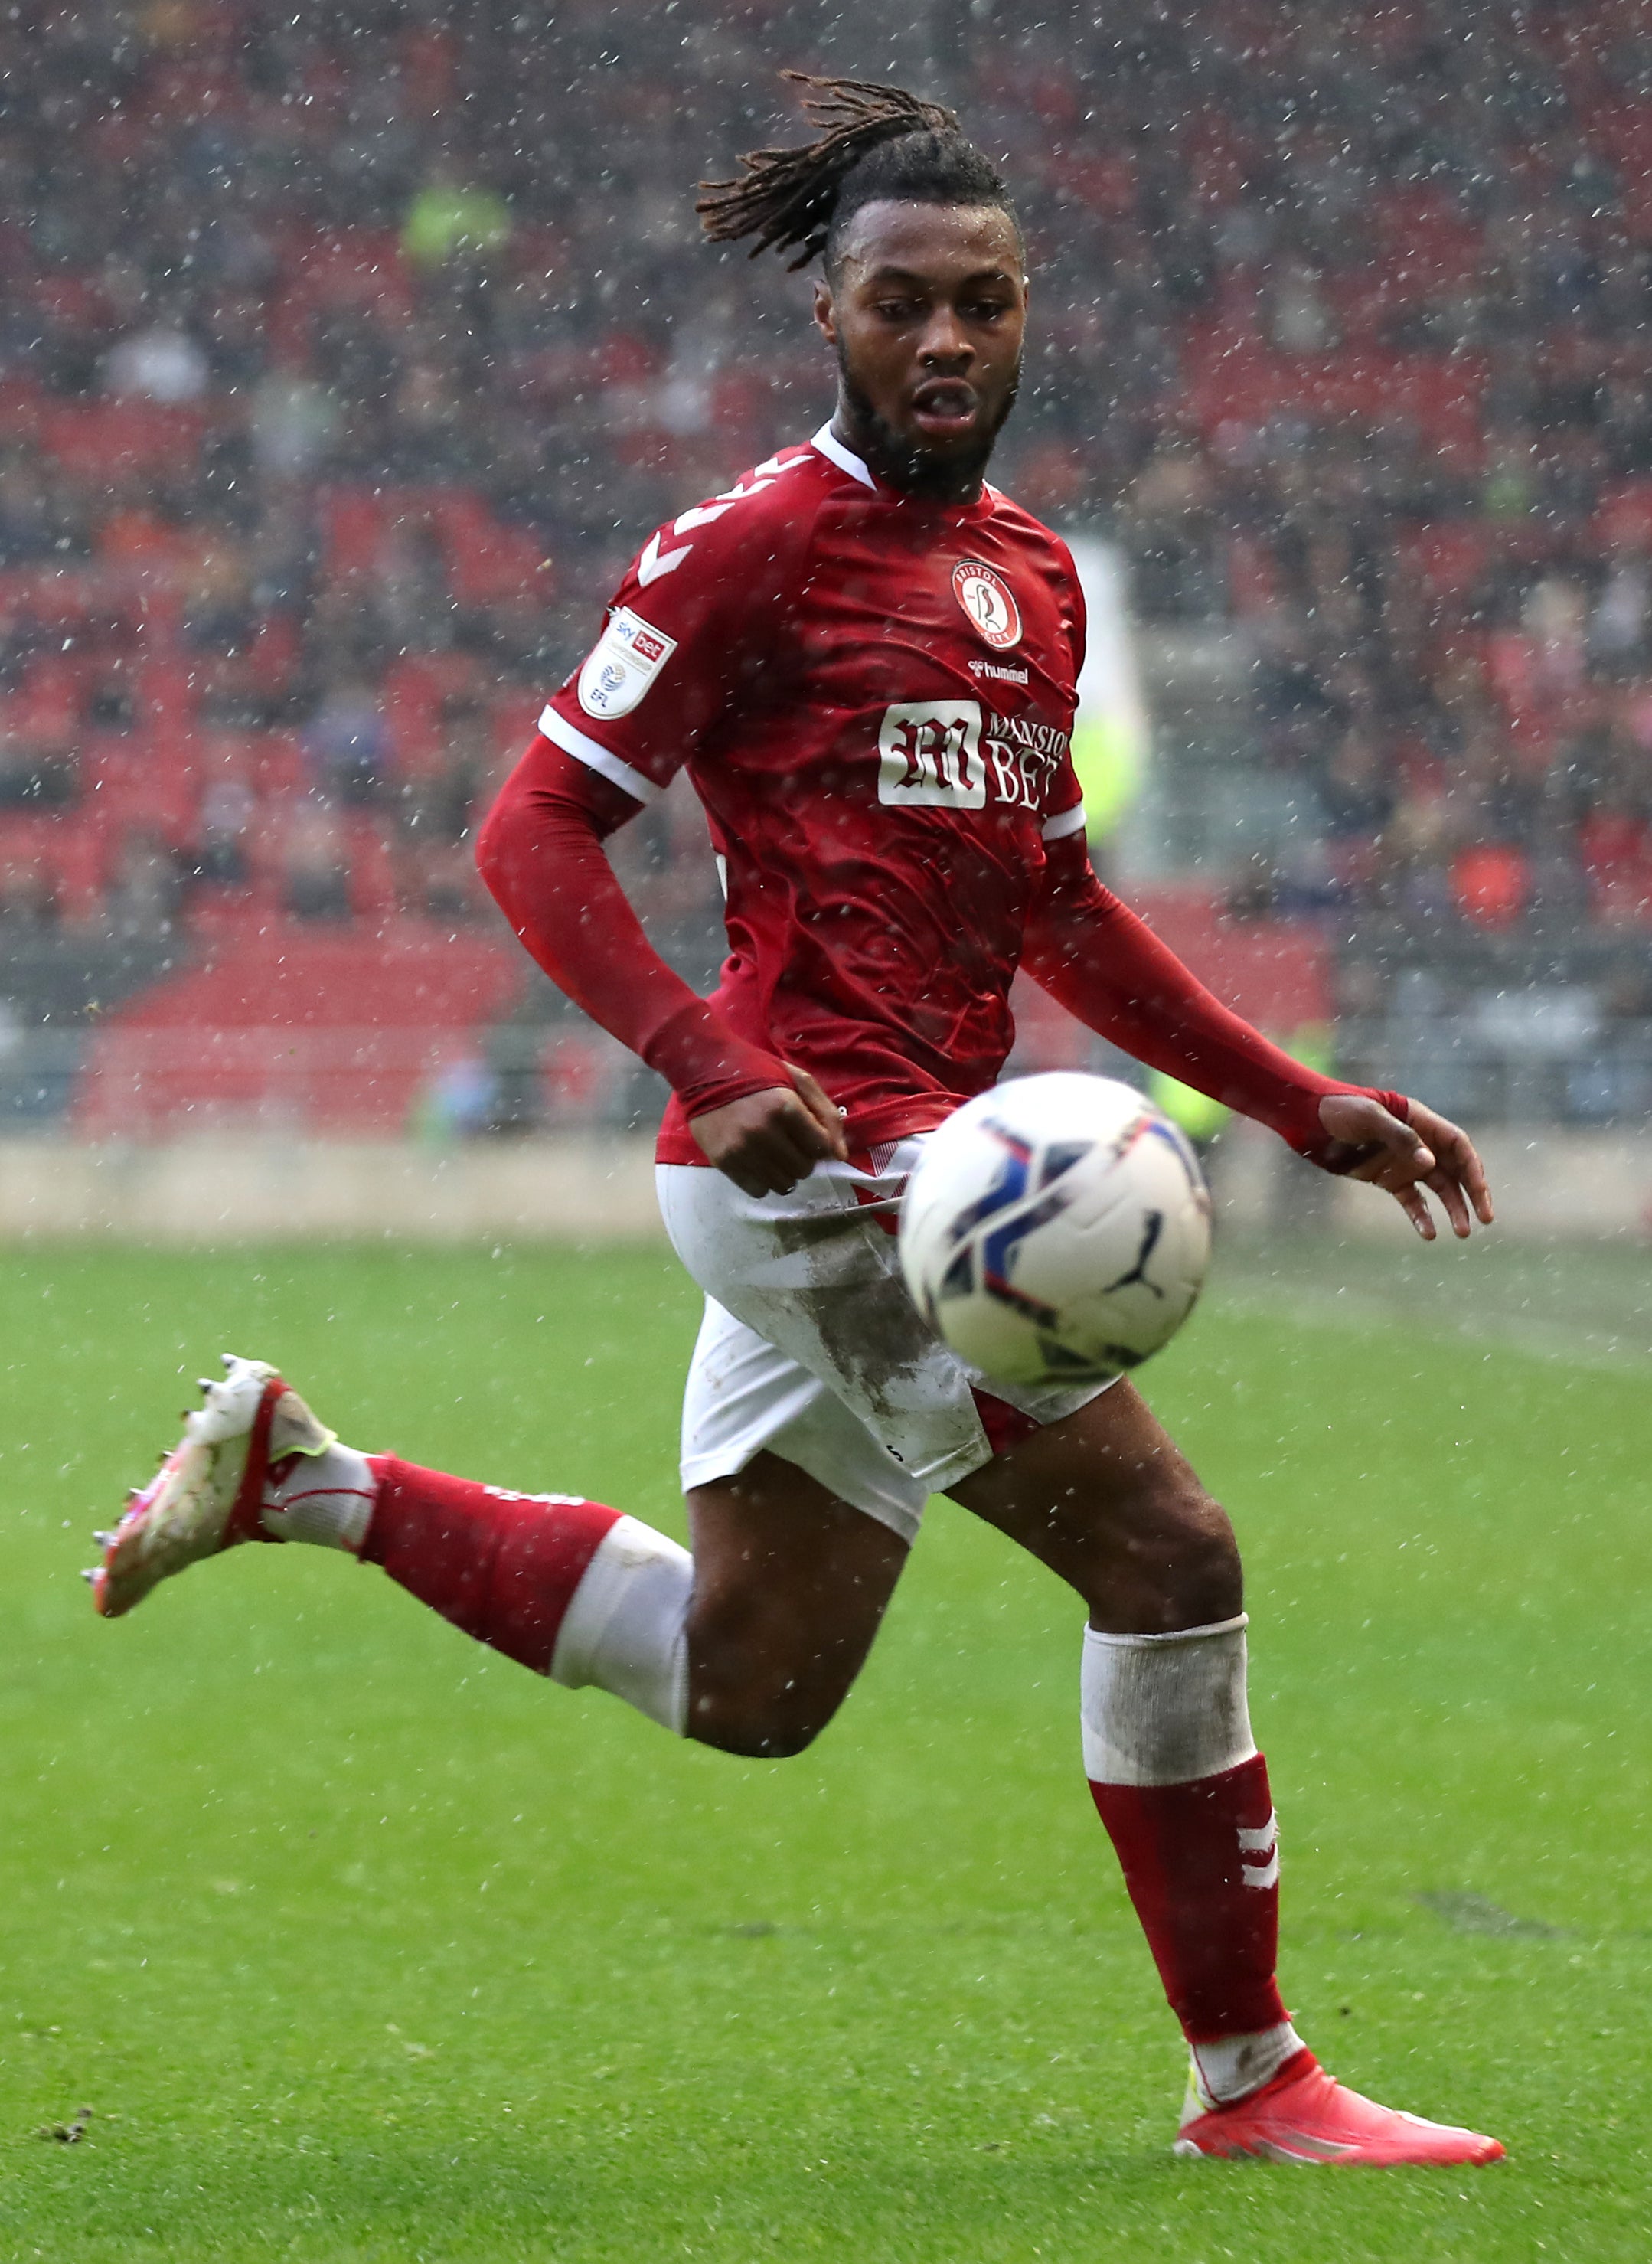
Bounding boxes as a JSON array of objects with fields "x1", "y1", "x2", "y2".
[{"x1": 835, "y1": 346, "x2": 1020, "y2": 501}]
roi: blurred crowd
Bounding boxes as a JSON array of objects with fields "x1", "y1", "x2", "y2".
[{"x1": 0, "y1": 0, "x2": 1650, "y2": 946}]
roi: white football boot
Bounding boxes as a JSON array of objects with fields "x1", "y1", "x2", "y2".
[{"x1": 89, "y1": 1355, "x2": 336, "y2": 1619}]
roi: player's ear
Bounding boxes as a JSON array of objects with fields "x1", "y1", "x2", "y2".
[{"x1": 811, "y1": 277, "x2": 837, "y2": 348}]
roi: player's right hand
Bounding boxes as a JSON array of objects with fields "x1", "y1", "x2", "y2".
[{"x1": 691, "y1": 1065, "x2": 848, "y2": 1197}]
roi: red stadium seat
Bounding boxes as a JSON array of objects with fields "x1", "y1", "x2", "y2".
[
  {"x1": 1397, "y1": 524, "x2": 1494, "y2": 605},
  {"x1": 0, "y1": 377, "x2": 44, "y2": 439},
  {"x1": 345, "y1": 817, "x2": 398, "y2": 921},
  {"x1": 1058, "y1": 150, "x2": 1135, "y2": 217},
  {"x1": 248, "y1": 731, "x2": 308, "y2": 796},
  {"x1": 1580, "y1": 812, "x2": 1652, "y2": 924},
  {"x1": 0, "y1": 810, "x2": 63, "y2": 864},
  {"x1": 317, "y1": 486, "x2": 395, "y2": 584},
  {"x1": 442, "y1": 515, "x2": 547, "y2": 609},
  {"x1": 1452, "y1": 842, "x2": 1532, "y2": 929},
  {"x1": 52, "y1": 823, "x2": 106, "y2": 920},
  {"x1": 246, "y1": 615, "x2": 302, "y2": 700},
  {"x1": 132, "y1": 660, "x2": 200, "y2": 735},
  {"x1": 39, "y1": 401, "x2": 216, "y2": 482},
  {"x1": 278, "y1": 226, "x2": 415, "y2": 322},
  {"x1": 1594, "y1": 480, "x2": 1652, "y2": 552},
  {"x1": 382, "y1": 652, "x2": 482, "y2": 749}
]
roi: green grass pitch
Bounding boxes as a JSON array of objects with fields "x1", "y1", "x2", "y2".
[{"x1": 2, "y1": 1234, "x2": 1649, "y2": 2261}]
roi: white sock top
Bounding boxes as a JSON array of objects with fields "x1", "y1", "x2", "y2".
[{"x1": 1081, "y1": 1615, "x2": 1257, "y2": 1787}]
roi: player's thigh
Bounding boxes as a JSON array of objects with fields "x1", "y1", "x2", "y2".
[
  {"x1": 945, "y1": 1381, "x2": 1241, "y2": 1632},
  {"x1": 684, "y1": 1450, "x2": 909, "y2": 1734}
]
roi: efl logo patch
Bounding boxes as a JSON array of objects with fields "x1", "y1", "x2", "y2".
[
  {"x1": 877, "y1": 700, "x2": 985, "y2": 809},
  {"x1": 577, "y1": 606, "x2": 678, "y2": 720},
  {"x1": 952, "y1": 560, "x2": 1022, "y2": 651}
]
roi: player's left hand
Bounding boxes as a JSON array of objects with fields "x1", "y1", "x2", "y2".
[{"x1": 1315, "y1": 1093, "x2": 1494, "y2": 1242}]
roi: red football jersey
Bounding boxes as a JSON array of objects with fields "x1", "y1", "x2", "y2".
[{"x1": 540, "y1": 426, "x2": 1089, "y2": 1162}]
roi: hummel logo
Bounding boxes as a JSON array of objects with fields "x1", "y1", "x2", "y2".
[
  {"x1": 634, "y1": 457, "x2": 802, "y2": 590},
  {"x1": 637, "y1": 532, "x2": 691, "y2": 587},
  {"x1": 1238, "y1": 1811, "x2": 1279, "y2": 1890}
]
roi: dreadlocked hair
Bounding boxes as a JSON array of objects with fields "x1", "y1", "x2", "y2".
[{"x1": 697, "y1": 70, "x2": 1018, "y2": 274}]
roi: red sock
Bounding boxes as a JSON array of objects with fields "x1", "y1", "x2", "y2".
[
  {"x1": 361, "y1": 1458, "x2": 620, "y2": 1676},
  {"x1": 1089, "y1": 1752, "x2": 1288, "y2": 2041}
]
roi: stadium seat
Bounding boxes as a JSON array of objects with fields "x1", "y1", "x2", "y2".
[
  {"x1": 1452, "y1": 842, "x2": 1533, "y2": 929},
  {"x1": 1594, "y1": 479, "x2": 1652, "y2": 551},
  {"x1": 317, "y1": 486, "x2": 395, "y2": 585},
  {"x1": 39, "y1": 401, "x2": 216, "y2": 482},
  {"x1": 1399, "y1": 524, "x2": 1494, "y2": 606},
  {"x1": 345, "y1": 816, "x2": 398, "y2": 921}
]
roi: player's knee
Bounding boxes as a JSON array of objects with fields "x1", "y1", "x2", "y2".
[
  {"x1": 687, "y1": 1674, "x2": 836, "y2": 1758},
  {"x1": 1132, "y1": 1475, "x2": 1242, "y2": 1629},
  {"x1": 684, "y1": 1595, "x2": 848, "y2": 1757},
  {"x1": 726, "y1": 1706, "x2": 829, "y2": 1760}
]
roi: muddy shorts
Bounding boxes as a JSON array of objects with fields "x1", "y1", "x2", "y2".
[{"x1": 655, "y1": 1139, "x2": 1113, "y2": 1544}]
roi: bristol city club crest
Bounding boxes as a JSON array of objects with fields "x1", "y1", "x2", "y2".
[{"x1": 952, "y1": 559, "x2": 1022, "y2": 651}]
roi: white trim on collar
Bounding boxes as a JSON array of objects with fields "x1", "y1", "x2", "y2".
[
  {"x1": 809, "y1": 422, "x2": 1001, "y2": 512},
  {"x1": 811, "y1": 423, "x2": 877, "y2": 489}
]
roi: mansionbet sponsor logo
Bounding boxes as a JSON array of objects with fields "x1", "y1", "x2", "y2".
[
  {"x1": 877, "y1": 701, "x2": 984, "y2": 808},
  {"x1": 877, "y1": 700, "x2": 1069, "y2": 813}
]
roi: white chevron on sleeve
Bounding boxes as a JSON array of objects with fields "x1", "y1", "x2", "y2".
[
  {"x1": 638, "y1": 455, "x2": 801, "y2": 585},
  {"x1": 671, "y1": 500, "x2": 736, "y2": 536},
  {"x1": 636, "y1": 531, "x2": 692, "y2": 586}
]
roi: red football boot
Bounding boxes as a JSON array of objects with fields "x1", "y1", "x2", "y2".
[{"x1": 1174, "y1": 2049, "x2": 1505, "y2": 2166}]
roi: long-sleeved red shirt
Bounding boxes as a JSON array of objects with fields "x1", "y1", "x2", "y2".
[{"x1": 475, "y1": 735, "x2": 1402, "y2": 1169}]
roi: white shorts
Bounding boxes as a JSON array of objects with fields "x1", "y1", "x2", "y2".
[{"x1": 656, "y1": 1139, "x2": 1113, "y2": 1544}]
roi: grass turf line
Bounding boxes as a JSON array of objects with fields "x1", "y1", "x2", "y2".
[{"x1": 1, "y1": 1240, "x2": 1649, "y2": 2262}]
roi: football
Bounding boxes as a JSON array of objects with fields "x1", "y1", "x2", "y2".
[{"x1": 899, "y1": 1072, "x2": 1213, "y2": 1387}]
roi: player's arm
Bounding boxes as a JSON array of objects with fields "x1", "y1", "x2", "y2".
[
  {"x1": 474, "y1": 737, "x2": 844, "y2": 1196},
  {"x1": 1022, "y1": 833, "x2": 1493, "y2": 1240}
]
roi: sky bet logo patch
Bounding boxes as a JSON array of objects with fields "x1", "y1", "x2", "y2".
[{"x1": 577, "y1": 606, "x2": 677, "y2": 720}]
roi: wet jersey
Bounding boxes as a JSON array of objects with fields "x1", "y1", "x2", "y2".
[{"x1": 540, "y1": 426, "x2": 1089, "y2": 1162}]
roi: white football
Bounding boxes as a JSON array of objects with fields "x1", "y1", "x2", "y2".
[{"x1": 899, "y1": 1072, "x2": 1212, "y2": 1387}]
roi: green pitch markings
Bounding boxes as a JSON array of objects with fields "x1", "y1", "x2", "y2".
[{"x1": 1, "y1": 1243, "x2": 1648, "y2": 2261}]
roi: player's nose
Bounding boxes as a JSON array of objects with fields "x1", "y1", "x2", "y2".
[{"x1": 916, "y1": 309, "x2": 974, "y2": 366}]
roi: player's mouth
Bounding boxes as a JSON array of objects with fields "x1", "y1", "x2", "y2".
[{"x1": 909, "y1": 377, "x2": 980, "y2": 440}]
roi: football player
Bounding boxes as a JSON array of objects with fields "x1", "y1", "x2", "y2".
[{"x1": 93, "y1": 77, "x2": 1499, "y2": 2166}]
